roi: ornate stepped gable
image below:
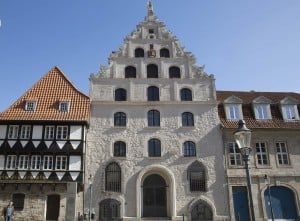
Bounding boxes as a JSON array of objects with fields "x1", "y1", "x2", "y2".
[{"x1": 91, "y1": 2, "x2": 213, "y2": 80}]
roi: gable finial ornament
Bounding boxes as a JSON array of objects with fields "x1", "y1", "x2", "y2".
[{"x1": 147, "y1": 1, "x2": 154, "y2": 16}]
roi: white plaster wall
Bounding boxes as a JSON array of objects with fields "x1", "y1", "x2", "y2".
[{"x1": 86, "y1": 102, "x2": 228, "y2": 220}]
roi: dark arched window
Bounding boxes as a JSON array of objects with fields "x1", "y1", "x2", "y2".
[
  {"x1": 160, "y1": 48, "x2": 170, "y2": 58},
  {"x1": 181, "y1": 88, "x2": 192, "y2": 101},
  {"x1": 114, "y1": 112, "x2": 126, "y2": 126},
  {"x1": 147, "y1": 86, "x2": 159, "y2": 101},
  {"x1": 191, "y1": 200, "x2": 213, "y2": 220},
  {"x1": 99, "y1": 199, "x2": 121, "y2": 221},
  {"x1": 148, "y1": 110, "x2": 160, "y2": 127},
  {"x1": 183, "y1": 141, "x2": 196, "y2": 157},
  {"x1": 105, "y1": 162, "x2": 121, "y2": 192},
  {"x1": 135, "y1": 48, "x2": 144, "y2": 57},
  {"x1": 147, "y1": 64, "x2": 158, "y2": 78},
  {"x1": 148, "y1": 138, "x2": 161, "y2": 157},
  {"x1": 182, "y1": 112, "x2": 194, "y2": 126},
  {"x1": 115, "y1": 88, "x2": 127, "y2": 101},
  {"x1": 188, "y1": 161, "x2": 206, "y2": 192},
  {"x1": 169, "y1": 66, "x2": 180, "y2": 78},
  {"x1": 125, "y1": 66, "x2": 136, "y2": 78},
  {"x1": 114, "y1": 141, "x2": 126, "y2": 157}
]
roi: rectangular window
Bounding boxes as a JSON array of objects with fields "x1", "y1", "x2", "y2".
[
  {"x1": 228, "y1": 105, "x2": 240, "y2": 120},
  {"x1": 256, "y1": 105, "x2": 269, "y2": 120},
  {"x1": 59, "y1": 101, "x2": 70, "y2": 112},
  {"x1": 56, "y1": 156, "x2": 67, "y2": 170},
  {"x1": 284, "y1": 105, "x2": 297, "y2": 120},
  {"x1": 56, "y1": 126, "x2": 68, "y2": 140},
  {"x1": 6, "y1": 155, "x2": 17, "y2": 169},
  {"x1": 43, "y1": 155, "x2": 53, "y2": 170},
  {"x1": 276, "y1": 142, "x2": 289, "y2": 165},
  {"x1": 31, "y1": 155, "x2": 41, "y2": 170},
  {"x1": 255, "y1": 142, "x2": 269, "y2": 165},
  {"x1": 20, "y1": 125, "x2": 31, "y2": 139},
  {"x1": 8, "y1": 125, "x2": 19, "y2": 139},
  {"x1": 228, "y1": 142, "x2": 242, "y2": 166},
  {"x1": 25, "y1": 101, "x2": 37, "y2": 111},
  {"x1": 44, "y1": 126, "x2": 55, "y2": 139},
  {"x1": 18, "y1": 155, "x2": 29, "y2": 169}
]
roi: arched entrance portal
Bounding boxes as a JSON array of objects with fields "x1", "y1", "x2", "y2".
[
  {"x1": 143, "y1": 174, "x2": 167, "y2": 217},
  {"x1": 264, "y1": 186, "x2": 297, "y2": 220}
]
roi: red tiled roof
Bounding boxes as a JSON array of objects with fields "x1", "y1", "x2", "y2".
[
  {"x1": 0, "y1": 66, "x2": 90, "y2": 122},
  {"x1": 217, "y1": 90, "x2": 300, "y2": 129}
]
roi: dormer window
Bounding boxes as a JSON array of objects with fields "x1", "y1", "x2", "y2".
[
  {"x1": 59, "y1": 101, "x2": 70, "y2": 112},
  {"x1": 252, "y1": 96, "x2": 272, "y2": 120},
  {"x1": 25, "y1": 100, "x2": 37, "y2": 111},
  {"x1": 280, "y1": 97, "x2": 299, "y2": 121},
  {"x1": 224, "y1": 96, "x2": 243, "y2": 120}
]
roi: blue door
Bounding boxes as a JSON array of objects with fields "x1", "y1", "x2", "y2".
[
  {"x1": 264, "y1": 186, "x2": 297, "y2": 220},
  {"x1": 233, "y1": 186, "x2": 250, "y2": 221}
]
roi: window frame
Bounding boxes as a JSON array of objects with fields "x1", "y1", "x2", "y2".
[
  {"x1": 31, "y1": 155, "x2": 41, "y2": 170},
  {"x1": 134, "y1": 48, "x2": 144, "y2": 58},
  {"x1": 55, "y1": 155, "x2": 67, "y2": 170},
  {"x1": 56, "y1": 125, "x2": 68, "y2": 140},
  {"x1": 276, "y1": 142, "x2": 290, "y2": 166},
  {"x1": 180, "y1": 88, "x2": 192, "y2": 101},
  {"x1": 160, "y1": 48, "x2": 170, "y2": 58},
  {"x1": 125, "y1": 66, "x2": 137, "y2": 78},
  {"x1": 115, "y1": 88, "x2": 127, "y2": 101},
  {"x1": 147, "y1": 86, "x2": 159, "y2": 101},
  {"x1": 59, "y1": 101, "x2": 70, "y2": 112},
  {"x1": 282, "y1": 104, "x2": 299, "y2": 120},
  {"x1": 147, "y1": 64, "x2": 158, "y2": 78},
  {"x1": 8, "y1": 125, "x2": 19, "y2": 139},
  {"x1": 255, "y1": 142, "x2": 269, "y2": 166},
  {"x1": 148, "y1": 138, "x2": 161, "y2": 157},
  {"x1": 20, "y1": 125, "x2": 31, "y2": 140},
  {"x1": 114, "y1": 112, "x2": 127, "y2": 127},
  {"x1": 169, "y1": 66, "x2": 181, "y2": 78},
  {"x1": 25, "y1": 100, "x2": 37, "y2": 112},
  {"x1": 6, "y1": 155, "x2": 17, "y2": 170},
  {"x1": 182, "y1": 112, "x2": 194, "y2": 127},
  {"x1": 147, "y1": 110, "x2": 160, "y2": 127},
  {"x1": 18, "y1": 155, "x2": 29, "y2": 170},
  {"x1": 228, "y1": 142, "x2": 243, "y2": 167},
  {"x1": 113, "y1": 141, "x2": 126, "y2": 157},
  {"x1": 43, "y1": 155, "x2": 53, "y2": 170},
  {"x1": 183, "y1": 141, "x2": 196, "y2": 157},
  {"x1": 44, "y1": 125, "x2": 55, "y2": 140}
]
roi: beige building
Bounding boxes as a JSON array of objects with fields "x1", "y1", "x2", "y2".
[
  {"x1": 218, "y1": 91, "x2": 300, "y2": 221},
  {"x1": 86, "y1": 2, "x2": 229, "y2": 221}
]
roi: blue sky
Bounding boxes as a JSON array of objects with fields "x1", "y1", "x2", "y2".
[{"x1": 0, "y1": 0, "x2": 299, "y2": 112}]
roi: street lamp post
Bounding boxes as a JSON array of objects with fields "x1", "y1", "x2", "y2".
[
  {"x1": 264, "y1": 174, "x2": 275, "y2": 221},
  {"x1": 234, "y1": 120, "x2": 256, "y2": 221},
  {"x1": 88, "y1": 174, "x2": 93, "y2": 221}
]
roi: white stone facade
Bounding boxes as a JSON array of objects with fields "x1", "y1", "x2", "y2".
[{"x1": 86, "y1": 3, "x2": 229, "y2": 221}]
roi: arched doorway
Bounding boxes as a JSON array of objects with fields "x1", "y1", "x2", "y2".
[
  {"x1": 46, "y1": 194, "x2": 60, "y2": 221},
  {"x1": 264, "y1": 186, "x2": 297, "y2": 220},
  {"x1": 143, "y1": 174, "x2": 167, "y2": 217},
  {"x1": 191, "y1": 200, "x2": 213, "y2": 221},
  {"x1": 99, "y1": 199, "x2": 121, "y2": 221}
]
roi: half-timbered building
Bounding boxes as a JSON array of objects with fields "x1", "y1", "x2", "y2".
[{"x1": 0, "y1": 66, "x2": 90, "y2": 221}]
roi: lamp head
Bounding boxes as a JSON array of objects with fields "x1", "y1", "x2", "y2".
[{"x1": 234, "y1": 120, "x2": 252, "y2": 151}]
